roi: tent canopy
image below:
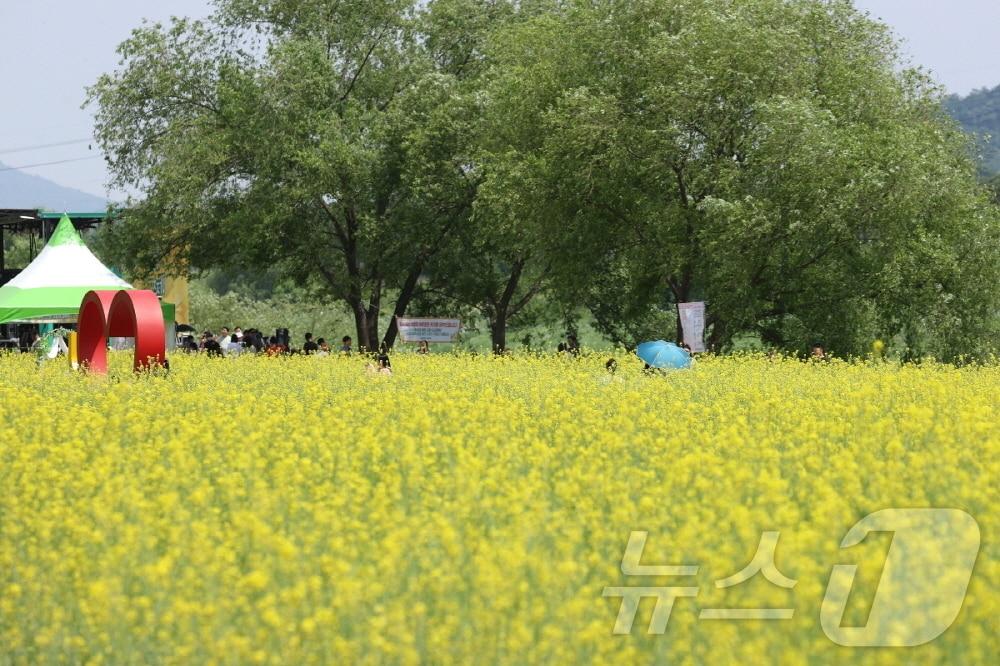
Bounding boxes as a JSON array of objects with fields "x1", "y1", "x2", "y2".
[{"x1": 0, "y1": 214, "x2": 132, "y2": 324}]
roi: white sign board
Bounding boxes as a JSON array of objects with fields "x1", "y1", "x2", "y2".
[
  {"x1": 396, "y1": 317, "x2": 461, "y2": 343},
  {"x1": 677, "y1": 302, "x2": 706, "y2": 352}
]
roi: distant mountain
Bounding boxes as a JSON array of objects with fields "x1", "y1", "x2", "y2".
[
  {"x1": 0, "y1": 162, "x2": 107, "y2": 212},
  {"x1": 944, "y1": 85, "x2": 1000, "y2": 178}
]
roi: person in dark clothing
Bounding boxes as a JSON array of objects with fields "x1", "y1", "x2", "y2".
[
  {"x1": 566, "y1": 334, "x2": 580, "y2": 356},
  {"x1": 247, "y1": 329, "x2": 265, "y2": 353},
  {"x1": 202, "y1": 333, "x2": 223, "y2": 357},
  {"x1": 303, "y1": 332, "x2": 319, "y2": 355},
  {"x1": 266, "y1": 336, "x2": 285, "y2": 356}
]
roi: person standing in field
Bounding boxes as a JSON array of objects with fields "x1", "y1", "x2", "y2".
[
  {"x1": 303, "y1": 332, "x2": 319, "y2": 355},
  {"x1": 416, "y1": 340, "x2": 430, "y2": 355},
  {"x1": 567, "y1": 334, "x2": 581, "y2": 356},
  {"x1": 266, "y1": 336, "x2": 285, "y2": 357},
  {"x1": 202, "y1": 332, "x2": 223, "y2": 357},
  {"x1": 240, "y1": 329, "x2": 260, "y2": 353},
  {"x1": 340, "y1": 336, "x2": 353, "y2": 354}
]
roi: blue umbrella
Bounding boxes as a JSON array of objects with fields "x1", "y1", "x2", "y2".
[{"x1": 636, "y1": 340, "x2": 691, "y2": 369}]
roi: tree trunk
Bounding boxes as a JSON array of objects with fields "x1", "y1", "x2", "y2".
[
  {"x1": 337, "y1": 208, "x2": 375, "y2": 353},
  {"x1": 707, "y1": 314, "x2": 727, "y2": 352},
  {"x1": 489, "y1": 259, "x2": 525, "y2": 355},
  {"x1": 365, "y1": 281, "x2": 382, "y2": 352},
  {"x1": 348, "y1": 297, "x2": 372, "y2": 352},
  {"x1": 669, "y1": 276, "x2": 691, "y2": 344},
  {"x1": 490, "y1": 309, "x2": 508, "y2": 354},
  {"x1": 381, "y1": 263, "x2": 423, "y2": 351}
]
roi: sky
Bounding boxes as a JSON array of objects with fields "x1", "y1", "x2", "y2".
[
  {"x1": 0, "y1": 0, "x2": 214, "y2": 200},
  {"x1": 1, "y1": 0, "x2": 1000, "y2": 200}
]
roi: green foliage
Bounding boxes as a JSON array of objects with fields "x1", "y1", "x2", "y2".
[
  {"x1": 407, "y1": 0, "x2": 564, "y2": 353},
  {"x1": 187, "y1": 277, "x2": 356, "y2": 341},
  {"x1": 988, "y1": 174, "x2": 1000, "y2": 205},
  {"x1": 582, "y1": 254, "x2": 678, "y2": 350},
  {"x1": 88, "y1": 0, "x2": 475, "y2": 352},
  {"x1": 480, "y1": 0, "x2": 1000, "y2": 359},
  {"x1": 187, "y1": 275, "x2": 613, "y2": 352},
  {"x1": 458, "y1": 307, "x2": 614, "y2": 352},
  {"x1": 1, "y1": 233, "x2": 32, "y2": 270},
  {"x1": 87, "y1": 0, "x2": 1000, "y2": 361}
]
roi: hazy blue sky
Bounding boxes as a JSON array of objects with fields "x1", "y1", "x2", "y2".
[
  {"x1": 854, "y1": 0, "x2": 1000, "y2": 93},
  {"x1": 2, "y1": 0, "x2": 999, "y2": 199},
  {"x1": 0, "y1": 0, "x2": 213, "y2": 200}
]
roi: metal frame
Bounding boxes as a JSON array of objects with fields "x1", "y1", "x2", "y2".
[
  {"x1": 1, "y1": 209, "x2": 109, "y2": 281},
  {"x1": 0, "y1": 209, "x2": 110, "y2": 342}
]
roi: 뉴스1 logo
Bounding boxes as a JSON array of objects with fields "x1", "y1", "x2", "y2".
[{"x1": 604, "y1": 508, "x2": 980, "y2": 647}]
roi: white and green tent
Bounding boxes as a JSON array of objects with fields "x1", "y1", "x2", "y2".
[{"x1": 0, "y1": 214, "x2": 132, "y2": 324}]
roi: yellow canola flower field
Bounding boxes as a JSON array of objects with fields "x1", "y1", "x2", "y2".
[{"x1": 0, "y1": 352, "x2": 997, "y2": 665}]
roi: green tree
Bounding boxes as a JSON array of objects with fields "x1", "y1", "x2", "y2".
[
  {"x1": 1, "y1": 233, "x2": 32, "y2": 271},
  {"x1": 482, "y1": 0, "x2": 1000, "y2": 357},
  {"x1": 407, "y1": 0, "x2": 558, "y2": 354},
  {"x1": 417, "y1": 201, "x2": 553, "y2": 353},
  {"x1": 89, "y1": 0, "x2": 475, "y2": 352},
  {"x1": 186, "y1": 278, "x2": 355, "y2": 341},
  {"x1": 988, "y1": 174, "x2": 1000, "y2": 205}
]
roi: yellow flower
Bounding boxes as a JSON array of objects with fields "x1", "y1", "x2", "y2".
[{"x1": 0, "y1": 352, "x2": 995, "y2": 664}]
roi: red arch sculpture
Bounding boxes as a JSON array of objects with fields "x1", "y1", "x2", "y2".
[{"x1": 77, "y1": 289, "x2": 167, "y2": 373}]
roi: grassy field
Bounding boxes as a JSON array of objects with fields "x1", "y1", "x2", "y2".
[{"x1": 1, "y1": 352, "x2": 997, "y2": 664}]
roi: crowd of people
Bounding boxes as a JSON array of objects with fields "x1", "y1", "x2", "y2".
[
  {"x1": 178, "y1": 323, "x2": 837, "y2": 383},
  {"x1": 11, "y1": 323, "x2": 831, "y2": 376},
  {"x1": 184, "y1": 327, "x2": 439, "y2": 375},
  {"x1": 186, "y1": 328, "x2": 623, "y2": 375},
  {"x1": 185, "y1": 327, "x2": 357, "y2": 358},
  {"x1": 187, "y1": 328, "x2": 717, "y2": 364}
]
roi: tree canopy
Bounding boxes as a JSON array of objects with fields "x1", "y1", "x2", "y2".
[
  {"x1": 89, "y1": 0, "x2": 1000, "y2": 358},
  {"x1": 91, "y1": 0, "x2": 473, "y2": 351}
]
